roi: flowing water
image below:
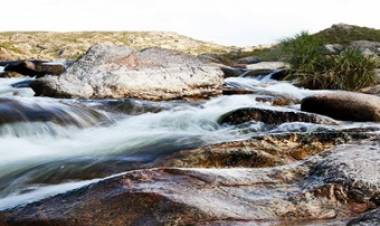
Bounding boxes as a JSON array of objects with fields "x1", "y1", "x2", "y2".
[{"x1": 1, "y1": 74, "x2": 379, "y2": 211}]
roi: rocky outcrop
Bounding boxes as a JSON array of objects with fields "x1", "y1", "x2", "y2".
[
  {"x1": 218, "y1": 106, "x2": 338, "y2": 125},
  {"x1": 3, "y1": 61, "x2": 65, "y2": 77},
  {"x1": 301, "y1": 91, "x2": 380, "y2": 122},
  {"x1": 31, "y1": 44, "x2": 224, "y2": 100},
  {"x1": 2, "y1": 140, "x2": 380, "y2": 226}
]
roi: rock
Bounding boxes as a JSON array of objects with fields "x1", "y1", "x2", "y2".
[
  {"x1": 0, "y1": 98, "x2": 109, "y2": 127},
  {"x1": 3, "y1": 140, "x2": 380, "y2": 225},
  {"x1": 348, "y1": 208, "x2": 380, "y2": 226},
  {"x1": 31, "y1": 44, "x2": 224, "y2": 100},
  {"x1": 301, "y1": 91, "x2": 380, "y2": 122},
  {"x1": 222, "y1": 87, "x2": 255, "y2": 95},
  {"x1": 153, "y1": 133, "x2": 343, "y2": 168},
  {"x1": 255, "y1": 95, "x2": 295, "y2": 106},
  {"x1": 236, "y1": 56, "x2": 261, "y2": 64},
  {"x1": 309, "y1": 141, "x2": 380, "y2": 211},
  {"x1": 324, "y1": 44, "x2": 344, "y2": 54},
  {"x1": 351, "y1": 40, "x2": 380, "y2": 56},
  {"x1": 197, "y1": 53, "x2": 223, "y2": 64},
  {"x1": 246, "y1": 61, "x2": 290, "y2": 71},
  {"x1": 220, "y1": 65, "x2": 246, "y2": 78},
  {"x1": 218, "y1": 107, "x2": 338, "y2": 125},
  {"x1": 4, "y1": 61, "x2": 65, "y2": 77}
]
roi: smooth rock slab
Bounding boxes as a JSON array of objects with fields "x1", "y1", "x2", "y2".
[
  {"x1": 2, "y1": 140, "x2": 380, "y2": 225},
  {"x1": 31, "y1": 44, "x2": 224, "y2": 100},
  {"x1": 301, "y1": 91, "x2": 380, "y2": 122}
]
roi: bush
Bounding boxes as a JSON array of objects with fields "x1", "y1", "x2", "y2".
[{"x1": 282, "y1": 32, "x2": 377, "y2": 91}]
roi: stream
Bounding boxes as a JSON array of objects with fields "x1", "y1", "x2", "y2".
[{"x1": 1, "y1": 72, "x2": 380, "y2": 211}]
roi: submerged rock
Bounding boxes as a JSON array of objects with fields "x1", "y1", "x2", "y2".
[
  {"x1": 0, "y1": 98, "x2": 109, "y2": 127},
  {"x1": 31, "y1": 44, "x2": 224, "y2": 100},
  {"x1": 4, "y1": 60, "x2": 65, "y2": 77},
  {"x1": 301, "y1": 91, "x2": 380, "y2": 122},
  {"x1": 218, "y1": 107, "x2": 338, "y2": 125}
]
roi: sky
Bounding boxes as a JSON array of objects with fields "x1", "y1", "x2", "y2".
[{"x1": 0, "y1": 0, "x2": 379, "y2": 46}]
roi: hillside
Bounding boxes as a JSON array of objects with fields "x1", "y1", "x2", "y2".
[
  {"x1": 314, "y1": 23, "x2": 380, "y2": 45},
  {"x1": 0, "y1": 31, "x2": 239, "y2": 60}
]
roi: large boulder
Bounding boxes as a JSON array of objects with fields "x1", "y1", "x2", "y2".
[
  {"x1": 301, "y1": 91, "x2": 380, "y2": 122},
  {"x1": 218, "y1": 106, "x2": 338, "y2": 125},
  {"x1": 31, "y1": 44, "x2": 224, "y2": 100}
]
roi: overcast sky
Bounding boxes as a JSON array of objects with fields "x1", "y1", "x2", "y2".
[{"x1": 1, "y1": 0, "x2": 379, "y2": 46}]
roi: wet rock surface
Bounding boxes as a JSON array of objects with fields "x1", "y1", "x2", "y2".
[
  {"x1": 31, "y1": 44, "x2": 224, "y2": 100},
  {"x1": 218, "y1": 107, "x2": 338, "y2": 125},
  {"x1": 348, "y1": 208, "x2": 380, "y2": 225},
  {"x1": 0, "y1": 98, "x2": 110, "y2": 127},
  {"x1": 2, "y1": 139, "x2": 380, "y2": 226},
  {"x1": 301, "y1": 91, "x2": 380, "y2": 122}
]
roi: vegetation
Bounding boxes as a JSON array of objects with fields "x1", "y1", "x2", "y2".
[
  {"x1": 282, "y1": 32, "x2": 377, "y2": 90},
  {"x1": 315, "y1": 24, "x2": 380, "y2": 45}
]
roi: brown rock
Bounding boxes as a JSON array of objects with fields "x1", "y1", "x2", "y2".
[
  {"x1": 218, "y1": 107, "x2": 338, "y2": 125},
  {"x1": 1, "y1": 139, "x2": 380, "y2": 225},
  {"x1": 301, "y1": 91, "x2": 380, "y2": 122},
  {"x1": 4, "y1": 61, "x2": 65, "y2": 77}
]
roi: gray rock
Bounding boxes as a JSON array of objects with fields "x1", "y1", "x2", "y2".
[
  {"x1": 31, "y1": 44, "x2": 224, "y2": 100},
  {"x1": 310, "y1": 141, "x2": 380, "y2": 203},
  {"x1": 220, "y1": 65, "x2": 246, "y2": 78},
  {"x1": 351, "y1": 40, "x2": 380, "y2": 56},
  {"x1": 301, "y1": 91, "x2": 380, "y2": 122},
  {"x1": 348, "y1": 208, "x2": 380, "y2": 226},
  {"x1": 324, "y1": 44, "x2": 344, "y2": 54}
]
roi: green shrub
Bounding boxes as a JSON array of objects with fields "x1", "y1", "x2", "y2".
[{"x1": 282, "y1": 32, "x2": 377, "y2": 91}]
